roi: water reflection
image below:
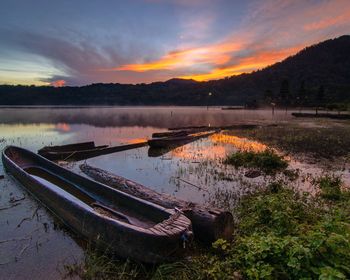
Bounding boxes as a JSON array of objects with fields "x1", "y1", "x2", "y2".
[
  {"x1": 0, "y1": 107, "x2": 294, "y2": 279},
  {"x1": 210, "y1": 134, "x2": 267, "y2": 152}
]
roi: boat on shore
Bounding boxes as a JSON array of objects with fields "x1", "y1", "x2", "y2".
[
  {"x1": 2, "y1": 146, "x2": 193, "y2": 263},
  {"x1": 38, "y1": 141, "x2": 147, "y2": 161},
  {"x1": 80, "y1": 163, "x2": 234, "y2": 244}
]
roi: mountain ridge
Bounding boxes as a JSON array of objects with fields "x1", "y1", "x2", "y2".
[{"x1": 1, "y1": 35, "x2": 350, "y2": 106}]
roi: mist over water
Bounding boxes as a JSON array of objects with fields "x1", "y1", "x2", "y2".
[{"x1": 0, "y1": 107, "x2": 291, "y2": 128}]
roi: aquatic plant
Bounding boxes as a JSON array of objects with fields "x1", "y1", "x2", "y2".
[{"x1": 224, "y1": 149, "x2": 288, "y2": 175}]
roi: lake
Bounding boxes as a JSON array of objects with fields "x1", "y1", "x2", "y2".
[{"x1": 0, "y1": 107, "x2": 303, "y2": 279}]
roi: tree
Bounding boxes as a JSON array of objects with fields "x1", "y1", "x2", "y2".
[
  {"x1": 316, "y1": 85, "x2": 325, "y2": 114},
  {"x1": 264, "y1": 89, "x2": 275, "y2": 103},
  {"x1": 317, "y1": 85, "x2": 325, "y2": 104},
  {"x1": 264, "y1": 89, "x2": 276, "y2": 115},
  {"x1": 297, "y1": 81, "x2": 306, "y2": 111},
  {"x1": 280, "y1": 79, "x2": 290, "y2": 111}
]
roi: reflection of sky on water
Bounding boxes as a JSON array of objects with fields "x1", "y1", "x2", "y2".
[{"x1": 0, "y1": 107, "x2": 345, "y2": 279}]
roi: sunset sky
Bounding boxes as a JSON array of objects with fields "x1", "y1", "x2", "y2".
[{"x1": 0, "y1": 0, "x2": 349, "y2": 86}]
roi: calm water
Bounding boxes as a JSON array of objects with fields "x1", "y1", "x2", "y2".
[{"x1": 0, "y1": 107, "x2": 292, "y2": 279}]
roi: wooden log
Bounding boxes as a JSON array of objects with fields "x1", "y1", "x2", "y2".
[{"x1": 80, "y1": 163, "x2": 234, "y2": 244}]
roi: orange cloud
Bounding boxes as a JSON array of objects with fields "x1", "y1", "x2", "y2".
[
  {"x1": 304, "y1": 10, "x2": 350, "y2": 31},
  {"x1": 96, "y1": 0, "x2": 350, "y2": 83},
  {"x1": 56, "y1": 123, "x2": 70, "y2": 132},
  {"x1": 180, "y1": 45, "x2": 303, "y2": 81},
  {"x1": 51, "y1": 80, "x2": 66, "y2": 87},
  {"x1": 101, "y1": 42, "x2": 244, "y2": 72}
]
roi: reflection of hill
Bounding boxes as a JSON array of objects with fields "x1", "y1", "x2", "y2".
[{"x1": 0, "y1": 108, "x2": 287, "y2": 128}]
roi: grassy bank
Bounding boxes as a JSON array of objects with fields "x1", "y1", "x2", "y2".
[
  {"x1": 229, "y1": 124, "x2": 350, "y2": 160},
  {"x1": 65, "y1": 175, "x2": 350, "y2": 279}
]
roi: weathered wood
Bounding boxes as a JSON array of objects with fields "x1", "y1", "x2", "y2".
[
  {"x1": 3, "y1": 146, "x2": 193, "y2": 263},
  {"x1": 38, "y1": 142, "x2": 148, "y2": 161},
  {"x1": 38, "y1": 141, "x2": 99, "y2": 153},
  {"x1": 148, "y1": 131, "x2": 216, "y2": 149},
  {"x1": 80, "y1": 163, "x2": 234, "y2": 243}
]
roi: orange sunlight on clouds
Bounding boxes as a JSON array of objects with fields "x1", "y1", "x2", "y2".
[{"x1": 51, "y1": 80, "x2": 66, "y2": 87}]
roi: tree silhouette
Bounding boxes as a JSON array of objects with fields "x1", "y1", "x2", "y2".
[
  {"x1": 316, "y1": 85, "x2": 325, "y2": 114},
  {"x1": 280, "y1": 79, "x2": 290, "y2": 111}
]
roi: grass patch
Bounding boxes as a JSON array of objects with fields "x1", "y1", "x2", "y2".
[
  {"x1": 312, "y1": 174, "x2": 344, "y2": 200},
  {"x1": 199, "y1": 182, "x2": 350, "y2": 279},
  {"x1": 230, "y1": 125, "x2": 350, "y2": 159},
  {"x1": 65, "y1": 179, "x2": 350, "y2": 280},
  {"x1": 224, "y1": 149, "x2": 288, "y2": 175}
]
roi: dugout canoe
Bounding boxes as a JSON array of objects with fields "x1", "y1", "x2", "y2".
[
  {"x1": 38, "y1": 141, "x2": 106, "y2": 153},
  {"x1": 80, "y1": 163, "x2": 234, "y2": 244},
  {"x1": 148, "y1": 131, "x2": 216, "y2": 149},
  {"x1": 2, "y1": 146, "x2": 193, "y2": 263},
  {"x1": 38, "y1": 142, "x2": 147, "y2": 161}
]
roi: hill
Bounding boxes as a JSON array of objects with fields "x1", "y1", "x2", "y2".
[{"x1": 1, "y1": 35, "x2": 349, "y2": 106}]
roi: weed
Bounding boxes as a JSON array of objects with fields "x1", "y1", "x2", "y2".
[
  {"x1": 224, "y1": 149, "x2": 288, "y2": 175},
  {"x1": 312, "y1": 174, "x2": 343, "y2": 200}
]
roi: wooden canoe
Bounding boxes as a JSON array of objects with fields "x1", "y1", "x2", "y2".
[
  {"x1": 38, "y1": 142, "x2": 148, "y2": 161},
  {"x1": 2, "y1": 146, "x2": 193, "y2": 263},
  {"x1": 148, "y1": 131, "x2": 216, "y2": 149},
  {"x1": 80, "y1": 163, "x2": 234, "y2": 244},
  {"x1": 38, "y1": 141, "x2": 106, "y2": 153}
]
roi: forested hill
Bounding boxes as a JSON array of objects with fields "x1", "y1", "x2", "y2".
[{"x1": 1, "y1": 35, "x2": 350, "y2": 106}]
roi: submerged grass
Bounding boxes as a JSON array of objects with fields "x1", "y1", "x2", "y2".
[
  {"x1": 66, "y1": 175, "x2": 350, "y2": 280},
  {"x1": 224, "y1": 149, "x2": 288, "y2": 175}
]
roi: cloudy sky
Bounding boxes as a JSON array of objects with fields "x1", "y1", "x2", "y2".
[{"x1": 0, "y1": 0, "x2": 349, "y2": 86}]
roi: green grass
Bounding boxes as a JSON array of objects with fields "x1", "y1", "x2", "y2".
[
  {"x1": 65, "y1": 178, "x2": 350, "y2": 280},
  {"x1": 312, "y1": 174, "x2": 344, "y2": 200},
  {"x1": 224, "y1": 149, "x2": 288, "y2": 175},
  {"x1": 198, "y1": 181, "x2": 350, "y2": 279}
]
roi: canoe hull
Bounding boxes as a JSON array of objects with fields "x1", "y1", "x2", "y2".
[
  {"x1": 38, "y1": 142, "x2": 147, "y2": 161},
  {"x1": 148, "y1": 131, "x2": 216, "y2": 149},
  {"x1": 2, "y1": 146, "x2": 192, "y2": 263}
]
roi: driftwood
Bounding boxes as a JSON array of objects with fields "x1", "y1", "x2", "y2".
[{"x1": 80, "y1": 163, "x2": 234, "y2": 243}]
